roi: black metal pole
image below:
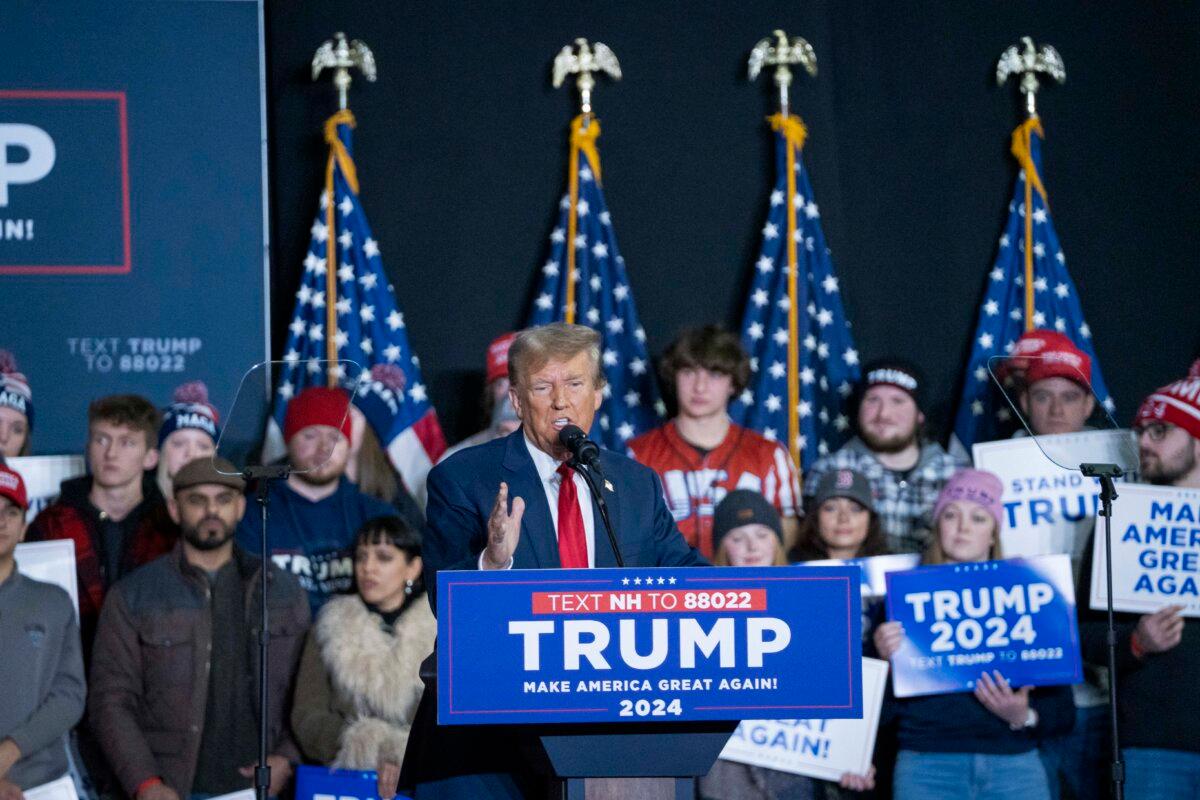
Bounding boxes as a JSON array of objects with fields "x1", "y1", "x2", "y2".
[
  {"x1": 255, "y1": 475, "x2": 271, "y2": 800},
  {"x1": 1081, "y1": 464, "x2": 1124, "y2": 800}
]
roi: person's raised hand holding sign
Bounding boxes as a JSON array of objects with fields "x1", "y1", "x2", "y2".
[
  {"x1": 1132, "y1": 604, "x2": 1185, "y2": 656},
  {"x1": 482, "y1": 482, "x2": 524, "y2": 569}
]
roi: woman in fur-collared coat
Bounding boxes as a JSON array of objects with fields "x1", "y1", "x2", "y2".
[{"x1": 291, "y1": 516, "x2": 436, "y2": 772}]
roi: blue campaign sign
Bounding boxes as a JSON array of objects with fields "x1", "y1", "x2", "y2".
[
  {"x1": 884, "y1": 555, "x2": 1082, "y2": 698},
  {"x1": 295, "y1": 765, "x2": 411, "y2": 800},
  {"x1": 437, "y1": 565, "x2": 862, "y2": 725}
]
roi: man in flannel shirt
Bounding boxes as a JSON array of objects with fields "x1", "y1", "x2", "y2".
[{"x1": 802, "y1": 359, "x2": 964, "y2": 554}]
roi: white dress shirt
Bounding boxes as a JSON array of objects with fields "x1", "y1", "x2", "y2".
[{"x1": 478, "y1": 433, "x2": 596, "y2": 569}]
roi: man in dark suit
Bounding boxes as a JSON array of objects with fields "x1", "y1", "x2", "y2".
[{"x1": 396, "y1": 322, "x2": 705, "y2": 800}]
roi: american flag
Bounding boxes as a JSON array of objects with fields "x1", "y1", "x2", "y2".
[
  {"x1": 729, "y1": 114, "x2": 859, "y2": 470},
  {"x1": 266, "y1": 110, "x2": 446, "y2": 501},
  {"x1": 527, "y1": 115, "x2": 663, "y2": 449},
  {"x1": 952, "y1": 118, "x2": 1112, "y2": 453}
]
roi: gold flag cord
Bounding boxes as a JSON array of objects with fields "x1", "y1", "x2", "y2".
[
  {"x1": 769, "y1": 113, "x2": 808, "y2": 469},
  {"x1": 564, "y1": 115, "x2": 602, "y2": 325},
  {"x1": 1010, "y1": 117, "x2": 1048, "y2": 333},
  {"x1": 322, "y1": 110, "x2": 361, "y2": 384},
  {"x1": 768, "y1": 113, "x2": 806, "y2": 470}
]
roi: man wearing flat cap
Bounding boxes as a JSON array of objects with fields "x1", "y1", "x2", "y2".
[{"x1": 89, "y1": 457, "x2": 310, "y2": 800}]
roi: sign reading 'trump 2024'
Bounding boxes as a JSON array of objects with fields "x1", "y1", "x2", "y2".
[{"x1": 437, "y1": 566, "x2": 862, "y2": 725}]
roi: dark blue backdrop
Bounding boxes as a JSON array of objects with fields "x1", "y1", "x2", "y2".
[{"x1": 0, "y1": 0, "x2": 268, "y2": 453}]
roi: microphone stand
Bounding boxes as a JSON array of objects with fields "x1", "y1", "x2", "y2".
[
  {"x1": 242, "y1": 463, "x2": 291, "y2": 800},
  {"x1": 570, "y1": 458, "x2": 624, "y2": 568},
  {"x1": 1080, "y1": 462, "x2": 1124, "y2": 800}
]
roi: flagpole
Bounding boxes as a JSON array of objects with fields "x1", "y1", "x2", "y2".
[
  {"x1": 996, "y1": 36, "x2": 1064, "y2": 334},
  {"x1": 553, "y1": 39, "x2": 621, "y2": 326},
  {"x1": 312, "y1": 32, "x2": 377, "y2": 383},
  {"x1": 749, "y1": 30, "x2": 816, "y2": 468}
]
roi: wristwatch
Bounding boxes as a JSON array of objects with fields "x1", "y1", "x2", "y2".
[{"x1": 1010, "y1": 708, "x2": 1039, "y2": 731}]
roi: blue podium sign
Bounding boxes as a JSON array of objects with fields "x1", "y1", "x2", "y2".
[
  {"x1": 884, "y1": 555, "x2": 1082, "y2": 697},
  {"x1": 294, "y1": 764, "x2": 411, "y2": 800},
  {"x1": 437, "y1": 566, "x2": 862, "y2": 725}
]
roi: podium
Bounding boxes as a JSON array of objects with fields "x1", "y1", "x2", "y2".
[{"x1": 411, "y1": 565, "x2": 863, "y2": 799}]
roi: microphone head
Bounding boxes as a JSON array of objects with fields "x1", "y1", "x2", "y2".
[{"x1": 558, "y1": 424, "x2": 587, "y2": 448}]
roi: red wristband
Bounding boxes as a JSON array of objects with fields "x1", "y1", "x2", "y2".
[
  {"x1": 135, "y1": 777, "x2": 162, "y2": 797},
  {"x1": 1130, "y1": 632, "x2": 1146, "y2": 660}
]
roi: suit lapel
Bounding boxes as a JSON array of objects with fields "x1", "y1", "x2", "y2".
[
  {"x1": 591, "y1": 456, "x2": 624, "y2": 568},
  {"x1": 502, "y1": 431, "x2": 559, "y2": 569}
]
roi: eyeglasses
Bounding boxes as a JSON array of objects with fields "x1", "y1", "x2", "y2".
[{"x1": 1136, "y1": 422, "x2": 1175, "y2": 442}]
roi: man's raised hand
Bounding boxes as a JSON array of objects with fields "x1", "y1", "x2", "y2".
[{"x1": 483, "y1": 482, "x2": 524, "y2": 569}]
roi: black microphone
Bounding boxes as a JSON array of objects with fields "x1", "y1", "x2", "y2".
[{"x1": 558, "y1": 424, "x2": 601, "y2": 471}]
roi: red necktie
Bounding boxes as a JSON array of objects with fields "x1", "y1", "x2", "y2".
[{"x1": 556, "y1": 463, "x2": 589, "y2": 568}]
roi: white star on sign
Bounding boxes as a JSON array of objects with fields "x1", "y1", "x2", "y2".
[
  {"x1": 543, "y1": 260, "x2": 559, "y2": 277},
  {"x1": 769, "y1": 361, "x2": 786, "y2": 379},
  {"x1": 387, "y1": 311, "x2": 404, "y2": 330},
  {"x1": 592, "y1": 242, "x2": 609, "y2": 259},
  {"x1": 617, "y1": 422, "x2": 635, "y2": 440},
  {"x1": 765, "y1": 394, "x2": 782, "y2": 412},
  {"x1": 1054, "y1": 282, "x2": 1069, "y2": 299},
  {"x1": 359, "y1": 305, "x2": 375, "y2": 323},
  {"x1": 984, "y1": 300, "x2": 999, "y2": 316},
  {"x1": 756, "y1": 256, "x2": 774, "y2": 274},
  {"x1": 363, "y1": 238, "x2": 380, "y2": 258},
  {"x1": 535, "y1": 293, "x2": 553, "y2": 310},
  {"x1": 979, "y1": 333, "x2": 994, "y2": 349},
  {"x1": 633, "y1": 577, "x2": 642, "y2": 586},
  {"x1": 624, "y1": 390, "x2": 641, "y2": 407},
  {"x1": 311, "y1": 221, "x2": 328, "y2": 242},
  {"x1": 383, "y1": 344, "x2": 401, "y2": 362},
  {"x1": 762, "y1": 222, "x2": 779, "y2": 239},
  {"x1": 821, "y1": 275, "x2": 839, "y2": 294},
  {"x1": 621, "y1": 577, "x2": 630, "y2": 586},
  {"x1": 409, "y1": 383, "x2": 427, "y2": 403},
  {"x1": 843, "y1": 348, "x2": 859, "y2": 366}
]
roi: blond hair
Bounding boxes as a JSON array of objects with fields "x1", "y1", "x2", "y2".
[
  {"x1": 508, "y1": 323, "x2": 606, "y2": 391},
  {"x1": 921, "y1": 516, "x2": 1004, "y2": 565}
]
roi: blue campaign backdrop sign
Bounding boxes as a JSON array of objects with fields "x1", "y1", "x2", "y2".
[
  {"x1": 295, "y1": 764, "x2": 412, "y2": 800},
  {"x1": 885, "y1": 555, "x2": 1082, "y2": 698},
  {"x1": 0, "y1": 1, "x2": 268, "y2": 454},
  {"x1": 437, "y1": 565, "x2": 863, "y2": 725}
]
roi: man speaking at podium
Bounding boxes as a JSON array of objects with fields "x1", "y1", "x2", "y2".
[{"x1": 399, "y1": 322, "x2": 705, "y2": 799}]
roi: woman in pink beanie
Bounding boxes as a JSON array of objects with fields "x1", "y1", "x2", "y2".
[{"x1": 872, "y1": 468, "x2": 1075, "y2": 800}]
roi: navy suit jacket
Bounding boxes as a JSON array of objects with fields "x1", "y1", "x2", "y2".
[{"x1": 423, "y1": 428, "x2": 706, "y2": 607}]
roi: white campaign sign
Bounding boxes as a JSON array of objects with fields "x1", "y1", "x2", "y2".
[
  {"x1": 805, "y1": 554, "x2": 921, "y2": 597},
  {"x1": 717, "y1": 657, "x2": 888, "y2": 782},
  {"x1": 973, "y1": 431, "x2": 1135, "y2": 575},
  {"x1": 7, "y1": 455, "x2": 86, "y2": 523},
  {"x1": 16, "y1": 540, "x2": 79, "y2": 617},
  {"x1": 1089, "y1": 483, "x2": 1200, "y2": 618},
  {"x1": 23, "y1": 774, "x2": 78, "y2": 800}
]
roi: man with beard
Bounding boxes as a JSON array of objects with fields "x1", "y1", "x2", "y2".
[
  {"x1": 1073, "y1": 367, "x2": 1200, "y2": 799},
  {"x1": 236, "y1": 386, "x2": 394, "y2": 613},
  {"x1": 89, "y1": 457, "x2": 309, "y2": 800},
  {"x1": 803, "y1": 360, "x2": 963, "y2": 554}
]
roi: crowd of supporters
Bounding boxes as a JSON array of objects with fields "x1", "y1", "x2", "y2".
[{"x1": 0, "y1": 323, "x2": 1195, "y2": 800}]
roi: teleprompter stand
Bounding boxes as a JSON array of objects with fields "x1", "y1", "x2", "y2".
[{"x1": 1080, "y1": 462, "x2": 1124, "y2": 800}]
